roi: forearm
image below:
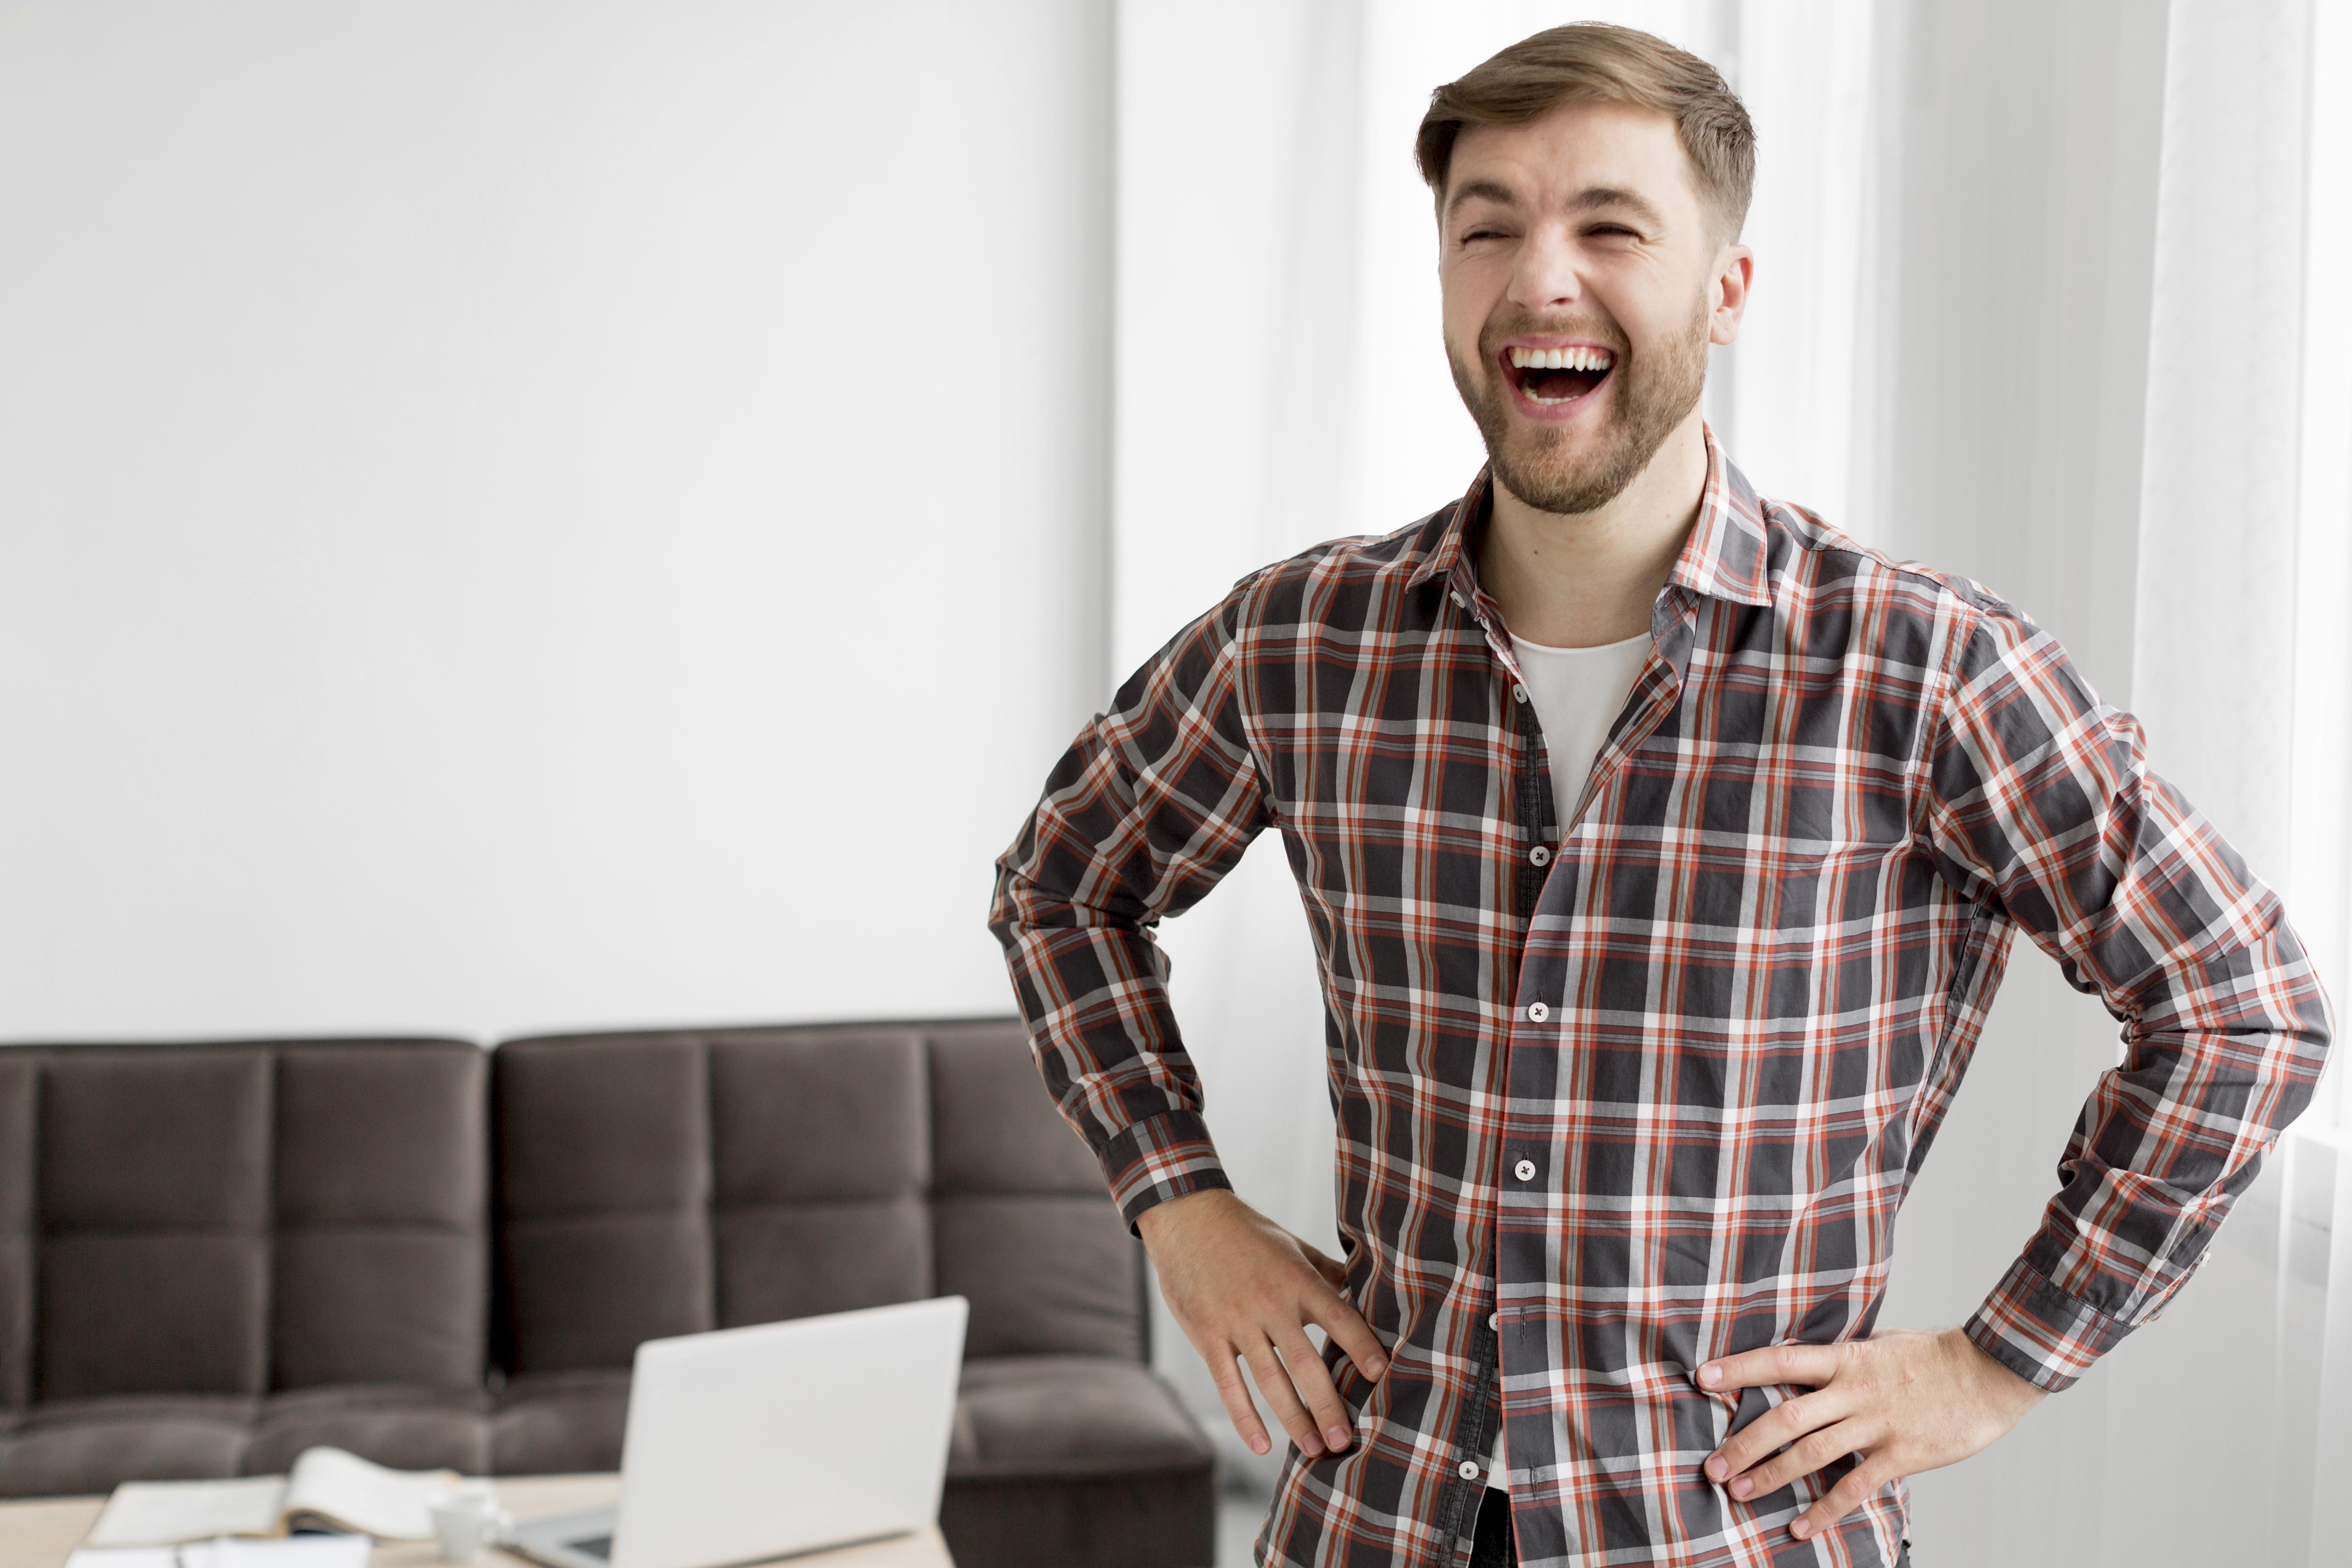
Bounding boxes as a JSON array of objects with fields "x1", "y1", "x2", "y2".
[
  {"x1": 990, "y1": 863, "x2": 1235, "y2": 1228},
  {"x1": 1923, "y1": 602, "x2": 2335, "y2": 1389},
  {"x1": 1967, "y1": 914, "x2": 2331, "y2": 1390}
]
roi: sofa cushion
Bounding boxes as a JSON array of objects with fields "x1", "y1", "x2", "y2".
[
  {"x1": 0, "y1": 1385, "x2": 497, "y2": 1498},
  {"x1": 707, "y1": 1032, "x2": 933, "y2": 1329},
  {"x1": 940, "y1": 1357, "x2": 1218, "y2": 1568},
  {"x1": 491, "y1": 1369, "x2": 632, "y2": 1476},
  {"x1": 0, "y1": 1395, "x2": 255, "y2": 1497},
  {"x1": 493, "y1": 1020, "x2": 1145, "y2": 1374},
  {"x1": 485, "y1": 1356, "x2": 1215, "y2": 1486},
  {"x1": 0, "y1": 1057, "x2": 35, "y2": 1411},
  {"x1": 934, "y1": 1196, "x2": 1141, "y2": 1362},
  {"x1": 0, "y1": 1038, "x2": 486, "y2": 1414},
  {"x1": 241, "y1": 1385, "x2": 489, "y2": 1475},
  {"x1": 38, "y1": 1052, "x2": 275, "y2": 1400},
  {"x1": 927, "y1": 1025, "x2": 1146, "y2": 1362},
  {"x1": 949, "y1": 1356, "x2": 1213, "y2": 1480},
  {"x1": 271, "y1": 1045, "x2": 488, "y2": 1389},
  {"x1": 495, "y1": 1039, "x2": 715, "y2": 1374}
]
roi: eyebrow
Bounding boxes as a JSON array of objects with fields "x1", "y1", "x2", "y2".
[
  {"x1": 1445, "y1": 180, "x2": 1669, "y2": 231},
  {"x1": 1566, "y1": 186, "x2": 1667, "y2": 228},
  {"x1": 1443, "y1": 178, "x2": 1521, "y2": 220}
]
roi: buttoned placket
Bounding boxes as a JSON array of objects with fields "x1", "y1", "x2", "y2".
[
  {"x1": 1442, "y1": 569, "x2": 1573, "y2": 1559},
  {"x1": 1443, "y1": 570, "x2": 1700, "y2": 1563}
]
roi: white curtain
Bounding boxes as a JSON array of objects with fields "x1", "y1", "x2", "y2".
[{"x1": 1111, "y1": 0, "x2": 2350, "y2": 1556}]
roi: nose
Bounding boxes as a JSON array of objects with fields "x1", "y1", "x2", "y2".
[{"x1": 1507, "y1": 223, "x2": 1583, "y2": 313}]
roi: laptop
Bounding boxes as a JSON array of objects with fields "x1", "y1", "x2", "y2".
[{"x1": 505, "y1": 1296, "x2": 969, "y2": 1568}]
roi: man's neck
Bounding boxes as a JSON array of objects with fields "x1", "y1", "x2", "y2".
[{"x1": 1475, "y1": 411, "x2": 1709, "y2": 648}]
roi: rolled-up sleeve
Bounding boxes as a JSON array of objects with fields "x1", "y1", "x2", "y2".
[
  {"x1": 1922, "y1": 593, "x2": 2333, "y2": 1390},
  {"x1": 988, "y1": 582, "x2": 1272, "y2": 1230}
]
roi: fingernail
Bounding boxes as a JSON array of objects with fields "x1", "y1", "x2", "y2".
[
  {"x1": 1705, "y1": 1457, "x2": 1727, "y2": 1481},
  {"x1": 1366, "y1": 1355, "x2": 1387, "y2": 1378},
  {"x1": 1731, "y1": 1479, "x2": 1752, "y2": 1500},
  {"x1": 1326, "y1": 1427, "x2": 1351, "y2": 1450},
  {"x1": 1790, "y1": 1519, "x2": 1811, "y2": 1540},
  {"x1": 1301, "y1": 1441, "x2": 1325, "y2": 1459},
  {"x1": 1699, "y1": 1364, "x2": 1721, "y2": 1388},
  {"x1": 1249, "y1": 1434, "x2": 1269, "y2": 1456}
]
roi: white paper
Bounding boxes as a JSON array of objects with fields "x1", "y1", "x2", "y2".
[
  {"x1": 87, "y1": 1538, "x2": 373, "y2": 1568},
  {"x1": 86, "y1": 1479, "x2": 287, "y2": 1547},
  {"x1": 219, "y1": 1536, "x2": 371, "y2": 1568},
  {"x1": 64, "y1": 1548, "x2": 180, "y2": 1568},
  {"x1": 282, "y1": 1447, "x2": 456, "y2": 1541}
]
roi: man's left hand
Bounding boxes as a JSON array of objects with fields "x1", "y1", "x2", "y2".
[{"x1": 1698, "y1": 1327, "x2": 2047, "y2": 1541}]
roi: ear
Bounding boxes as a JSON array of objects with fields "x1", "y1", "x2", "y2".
[{"x1": 1709, "y1": 244, "x2": 1754, "y2": 347}]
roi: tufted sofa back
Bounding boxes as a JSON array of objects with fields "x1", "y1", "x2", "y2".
[
  {"x1": 490, "y1": 1018, "x2": 1140, "y2": 1377},
  {"x1": 0, "y1": 1040, "x2": 487, "y2": 1408}
]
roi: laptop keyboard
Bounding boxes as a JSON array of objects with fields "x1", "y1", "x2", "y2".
[{"x1": 567, "y1": 1538, "x2": 614, "y2": 1561}]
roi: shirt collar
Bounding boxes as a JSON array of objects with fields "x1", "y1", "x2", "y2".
[{"x1": 1406, "y1": 424, "x2": 1774, "y2": 610}]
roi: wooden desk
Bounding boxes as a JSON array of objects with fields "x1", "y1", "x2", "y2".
[{"x1": 0, "y1": 1476, "x2": 952, "y2": 1568}]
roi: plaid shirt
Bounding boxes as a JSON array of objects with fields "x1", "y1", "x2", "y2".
[{"x1": 988, "y1": 433, "x2": 2330, "y2": 1568}]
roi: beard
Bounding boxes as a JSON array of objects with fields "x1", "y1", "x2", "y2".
[{"x1": 1447, "y1": 293, "x2": 1711, "y2": 515}]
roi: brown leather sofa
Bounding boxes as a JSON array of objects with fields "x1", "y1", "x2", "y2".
[{"x1": 0, "y1": 1021, "x2": 1216, "y2": 1568}]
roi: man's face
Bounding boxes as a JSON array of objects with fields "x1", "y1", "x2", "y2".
[{"x1": 1439, "y1": 101, "x2": 1746, "y2": 515}]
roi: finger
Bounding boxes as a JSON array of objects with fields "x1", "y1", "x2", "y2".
[
  {"x1": 1299, "y1": 1241, "x2": 1350, "y2": 1291},
  {"x1": 1244, "y1": 1340, "x2": 1327, "y2": 1458},
  {"x1": 1274, "y1": 1328, "x2": 1358, "y2": 1453},
  {"x1": 1792, "y1": 1454, "x2": 1893, "y2": 1541},
  {"x1": 1307, "y1": 1294, "x2": 1388, "y2": 1382},
  {"x1": 1730, "y1": 1417, "x2": 1874, "y2": 1503},
  {"x1": 1705, "y1": 1386, "x2": 1857, "y2": 1486},
  {"x1": 1204, "y1": 1346, "x2": 1274, "y2": 1457},
  {"x1": 1698, "y1": 1341, "x2": 1843, "y2": 1394}
]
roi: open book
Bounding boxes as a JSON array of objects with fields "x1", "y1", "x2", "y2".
[{"x1": 86, "y1": 1448, "x2": 464, "y2": 1546}]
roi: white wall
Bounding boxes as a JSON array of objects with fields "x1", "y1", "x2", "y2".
[{"x1": 0, "y1": 0, "x2": 1111, "y2": 1040}]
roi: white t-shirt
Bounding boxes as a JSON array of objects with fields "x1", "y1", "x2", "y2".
[
  {"x1": 1484, "y1": 625, "x2": 1652, "y2": 1490},
  {"x1": 1509, "y1": 627, "x2": 1654, "y2": 827}
]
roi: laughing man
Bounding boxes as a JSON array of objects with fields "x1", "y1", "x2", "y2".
[{"x1": 990, "y1": 22, "x2": 2329, "y2": 1568}]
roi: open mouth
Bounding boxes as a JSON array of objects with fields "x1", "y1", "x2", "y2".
[{"x1": 1502, "y1": 343, "x2": 1616, "y2": 407}]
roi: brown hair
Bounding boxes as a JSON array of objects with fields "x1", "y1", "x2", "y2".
[{"x1": 1415, "y1": 22, "x2": 1755, "y2": 240}]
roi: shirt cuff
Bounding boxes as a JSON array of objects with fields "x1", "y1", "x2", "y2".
[
  {"x1": 1963, "y1": 1254, "x2": 2134, "y2": 1392},
  {"x1": 1097, "y1": 1108, "x2": 1233, "y2": 1232}
]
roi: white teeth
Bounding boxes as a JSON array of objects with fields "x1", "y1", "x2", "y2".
[{"x1": 1508, "y1": 345, "x2": 1614, "y2": 372}]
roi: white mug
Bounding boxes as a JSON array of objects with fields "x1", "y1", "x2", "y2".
[{"x1": 430, "y1": 1486, "x2": 513, "y2": 1565}]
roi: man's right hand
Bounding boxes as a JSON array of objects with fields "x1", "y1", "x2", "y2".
[{"x1": 1136, "y1": 1188, "x2": 1387, "y2": 1459}]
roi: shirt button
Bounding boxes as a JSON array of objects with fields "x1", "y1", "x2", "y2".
[
  {"x1": 1526, "y1": 1002, "x2": 1548, "y2": 1023},
  {"x1": 1488, "y1": 1312, "x2": 1500, "y2": 1331},
  {"x1": 1458, "y1": 1459, "x2": 1481, "y2": 1480},
  {"x1": 1451, "y1": 591, "x2": 1467, "y2": 608},
  {"x1": 1529, "y1": 845, "x2": 1551, "y2": 866},
  {"x1": 1514, "y1": 1159, "x2": 1536, "y2": 1182},
  {"x1": 1512, "y1": 684, "x2": 1528, "y2": 703}
]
